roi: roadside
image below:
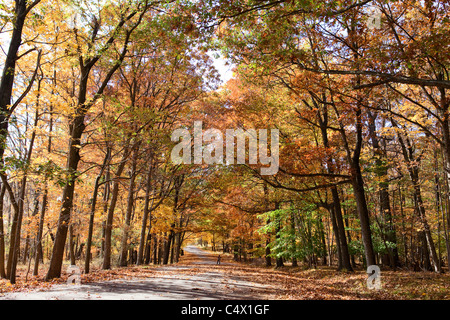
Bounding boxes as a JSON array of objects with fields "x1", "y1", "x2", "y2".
[{"x1": 0, "y1": 245, "x2": 273, "y2": 300}]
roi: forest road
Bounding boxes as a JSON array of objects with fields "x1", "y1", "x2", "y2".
[{"x1": 0, "y1": 246, "x2": 273, "y2": 300}]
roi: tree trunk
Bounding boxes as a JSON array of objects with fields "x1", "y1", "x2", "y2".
[
  {"x1": 274, "y1": 203, "x2": 284, "y2": 268},
  {"x1": 85, "y1": 148, "x2": 111, "y2": 273},
  {"x1": 331, "y1": 187, "x2": 353, "y2": 270},
  {"x1": 137, "y1": 157, "x2": 153, "y2": 265},
  {"x1": 69, "y1": 224, "x2": 76, "y2": 265},
  {"x1": 9, "y1": 104, "x2": 40, "y2": 283},
  {"x1": 0, "y1": 185, "x2": 6, "y2": 278},
  {"x1": 100, "y1": 162, "x2": 111, "y2": 257},
  {"x1": 0, "y1": 0, "x2": 33, "y2": 169},
  {"x1": 45, "y1": 65, "x2": 90, "y2": 280},
  {"x1": 414, "y1": 184, "x2": 440, "y2": 272},
  {"x1": 315, "y1": 100, "x2": 353, "y2": 270},
  {"x1": 163, "y1": 230, "x2": 175, "y2": 265},
  {"x1": 85, "y1": 176, "x2": 100, "y2": 273},
  {"x1": 394, "y1": 120, "x2": 440, "y2": 272},
  {"x1": 45, "y1": 8, "x2": 143, "y2": 279},
  {"x1": 436, "y1": 84, "x2": 450, "y2": 269},
  {"x1": 263, "y1": 184, "x2": 272, "y2": 266},
  {"x1": 144, "y1": 232, "x2": 152, "y2": 264},
  {"x1": 350, "y1": 162, "x2": 376, "y2": 267},
  {"x1": 0, "y1": 1, "x2": 31, "y2": 282},
  {"x1": 368, "y1": 111, "x2": 399, "y2": 269},
  {"x1": 119, "y1": 143, "x2": 140, "y2": 267},
  {"x1": 34, "y1": 81, "x2": 53, "y2": 276},
  {"x1": 102, "y1": 143, "x2": 130, "y2": 269},
  {"x1": 45, "y1": 113, "x2": 85, "y2": 279}
]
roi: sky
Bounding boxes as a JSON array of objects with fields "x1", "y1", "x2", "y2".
[{"x1": 210, "y1": 52, "x2": 235, "y2": 85}]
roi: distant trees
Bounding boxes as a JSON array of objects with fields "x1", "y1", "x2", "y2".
[{"x1": 197, "y1": 0, "x2": 450, "y2": 272}]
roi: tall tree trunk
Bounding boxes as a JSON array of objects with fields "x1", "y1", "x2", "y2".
[
  {"x1": 368, "y1": 111, "x2": 399, "y2": 269},
  {"x1": 291, "y1": 210, "x2": 299, "y2": 267},
  {"x1": 394, "y1": 120, "x2": 440, "y2": 272},
  {"x1": 164, "y1": 176, "x2": 182, "y2": 265},
  {"x1": 137, "y1": 157, "x2": 153, "y2": 265},
  {"x1": 440, "y1": 152, "x2": 450, "y2": 270},
  {"x1": 0, "y1": 185, "x2": 6, "y2": 278},
  {"x1": 329, "y1": 203, "x2": 342, "y2": 269},
  {"x1": 414, "y1": 184, "x2": 440, "y2": 272},
  {"x1": 331, "y1": 187, "x2": 353, "y2": 270},
  {"x1": 85, "y1": 147, "x2": 110, "y2": 273},
  {"x1": 274, "y1": 202, "x2": 284, "y2": 268},
  {"x1": 0, "y1": 0, "x2": 40, "y2": 111},
  {"x1": 119, "y1": 142, "x2": 140, "y2": 267},
  {"x1": 316, "y1": 213, "x2": 327, "y2": 265},
  {"x1": 34, "y1": 183, "x2": 48, "y2": 276},
  {"x1": 102, "y1": 143, "x2": 130, "y2": 269},
  {"x1": 0, "y1": 0, "x2": 39, "y2": 172},
  {"x1": 144, "y1": 231, "x2": 152, "y2": 264},
  {"x1": 350, "y1": 161, "x2": 376, "y2": 267},
  {"x1": 341, "y1": 100, "x2": 375, "y2": 267},
  {"x1": 315, "y1": 98, "x2": 353, "y2": 270},
  {"x1": 34, "y1": 72, "x2": 54, "y2": 276},
  {"x1": 45, "y1": 8, "x2": 143, "y2": 279},
  {"x1": 263, "y1": 183, "x2": 272, "y2": 266},
  {"x1": 45, "y1": 67, "x2": 89, "y2": 280},
  {"x1": 69, "y1": 224, "x2": 76, "y2": 265},
  {"x1": 85, "y1": 175, "x2": 101, "y2": 273},
  {"x1": 101, "y1": 161, "x2": 111, "y2": 257},
  {"x1": 162, "y1": 231, "x2": 173, "y2": 265},
  {"x1": 9, "y1": 103, "x2": 40, "y2": 283},
  {"x1": 436, "y1": 82, "x2": 450, "y2": 269}
]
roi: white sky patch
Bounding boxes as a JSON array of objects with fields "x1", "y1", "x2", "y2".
[{"x1": 209, "y1": 50, "x2": 234, "y2": 85}]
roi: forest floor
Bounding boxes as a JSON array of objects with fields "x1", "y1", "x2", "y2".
[{"x1": 0, "y1": 246, "x2": 449, "y2": 300}]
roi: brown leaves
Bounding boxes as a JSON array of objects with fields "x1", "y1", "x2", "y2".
[{"x1": 2, "y1": 249, "x2": 449, "y2": 300}]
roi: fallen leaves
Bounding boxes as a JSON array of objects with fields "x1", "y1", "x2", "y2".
[{"x1": 1, "y1": 249, "x2": 449, "y2": 300}]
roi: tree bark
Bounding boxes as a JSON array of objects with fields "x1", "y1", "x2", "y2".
[
  {"x1": 119, "y1": 142, "x2": 140, "y2": 267},
  {"x1": 368, "y1": 111, "x2": 399, "y2": 269},
  {"x1": 85, "y1": 147, "x2": 110, "y2": 273},
  {"x1": 274, "y1": 202, "x2": 284, "y2": 268},
  {"x1": 103, "y1": 143, "x2": 130, "y2": 269},
  {"x1": 9, "y1": 102, "x2": 40, "y2": 283},
  {"x1": 394, "y1": 119, "x2": 440, "y2": 272},
  {"x1": 137, "y1": 157, "x2": 153, "y2": 265},
  {"x1": 34, "y1": 71, "x2": 54, "y2": 276},
  {"x1": 0, "y1": 185, "x2": 6, "y2": 278},
  {"x1": 45, "y1": 65, "x2": 89, "y2": 279},
  {"x1": 315, "y1": 97, "x2": 353, "y2": 270}
]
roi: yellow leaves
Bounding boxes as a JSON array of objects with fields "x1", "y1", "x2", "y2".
[{"x1": 152, "y1": 205, "x2": 176, "y2": 233}]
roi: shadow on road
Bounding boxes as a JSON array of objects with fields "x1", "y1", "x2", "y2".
[{"x1": 0, "y1": 246, "x2": 272, "y2": 300}]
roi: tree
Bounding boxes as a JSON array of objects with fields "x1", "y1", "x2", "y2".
[{"x1": 45, "y1": 0, "x2": 150, "y2": 280}]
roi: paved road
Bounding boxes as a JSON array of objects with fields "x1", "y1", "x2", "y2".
[
  {"x1": 0, "y1": 246, "x2": 271, "y2": 300},
  {"x1": 182, "y1": 246, "x2": 234, "y2": 265}
]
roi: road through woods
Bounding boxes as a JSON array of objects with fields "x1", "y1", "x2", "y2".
[
  {"x1": 2, "y1": 246, "x2": 448, "y2": 300},
  {"x1": 0, "y1": 246, "x2": 274, "y2": 300}
]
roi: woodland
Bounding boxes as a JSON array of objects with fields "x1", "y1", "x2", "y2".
[{"x1": 0, "y1": 0, "x2": 449, "y2": 298}]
